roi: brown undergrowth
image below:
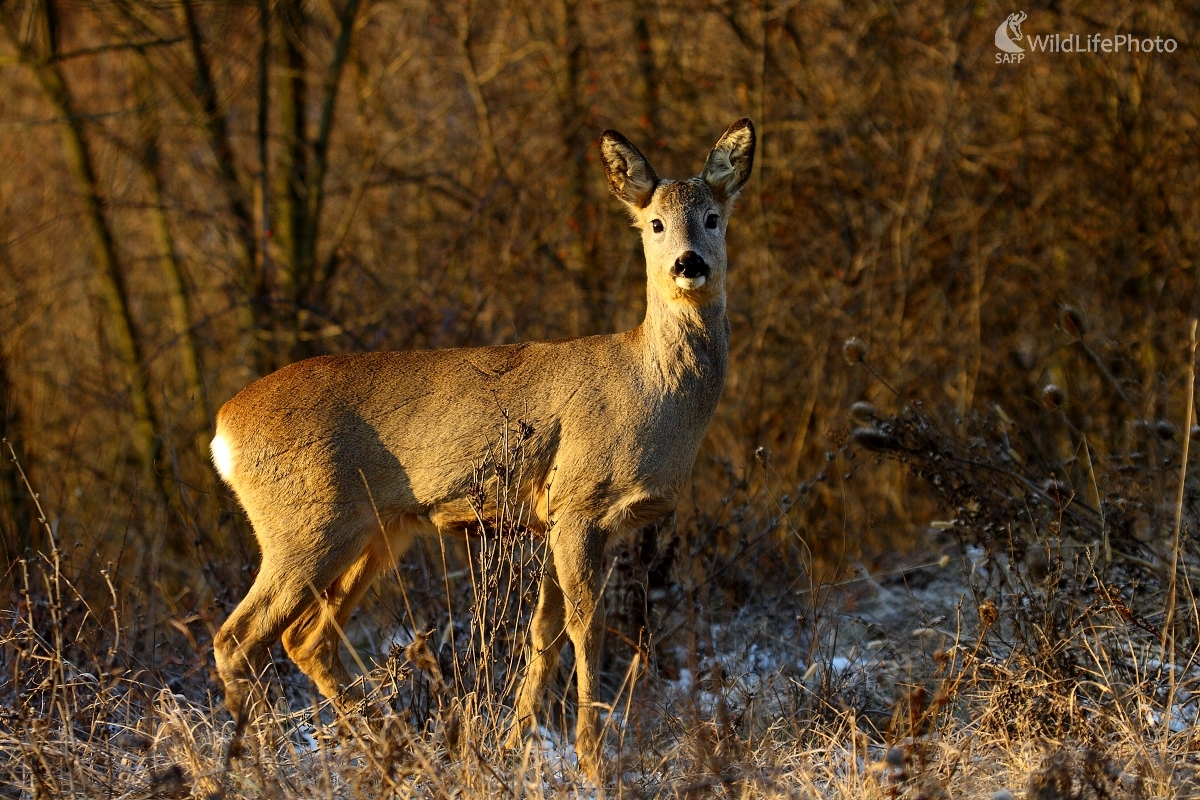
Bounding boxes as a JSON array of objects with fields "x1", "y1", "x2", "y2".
[{"x1": 6, "y1": 319, "x2": 1200, "y2": 798}]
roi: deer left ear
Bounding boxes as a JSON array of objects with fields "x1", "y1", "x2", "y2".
[
  {"x1": 701, "y1": 118, "x2": 755, "y2": 207},
  {"x1": 600, "y1": 130, "x2": 659, "y2": 213}
]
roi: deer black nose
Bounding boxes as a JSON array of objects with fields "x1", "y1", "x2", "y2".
[{"x1": 671, "y1": 251, "x2": 709, "y2": 279}]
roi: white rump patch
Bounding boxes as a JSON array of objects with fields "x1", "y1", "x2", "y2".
[
  {"x1": 674, "y1": 275, "x2": 707, "y2": 290},
  {"x1": 210, "y1": 432, "x2": 235, "y2": 482}
]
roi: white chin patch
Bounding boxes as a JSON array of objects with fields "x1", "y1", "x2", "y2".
[{"x1": 674, "y1": 275, "x2": 707, "y2": 290}]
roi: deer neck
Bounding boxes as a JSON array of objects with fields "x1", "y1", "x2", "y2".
[{"x1": 637, "y1": 285, "x2": 729, "y2": 391}]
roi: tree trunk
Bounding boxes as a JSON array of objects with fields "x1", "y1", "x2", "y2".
[
  {"x1": 134, "y1": 64, "x2": 212, "y2": 442},
  {"x1": 300, "y1": 0, "x2": 363, "y2": 297},
  {"x1": 634, "y1": 12, "x2": 660, "y2": 143},
  {"x1": 274, "y1": 0, "x2": 308, "y2": 341},
  {"x1": 554, "y1": 0, "x2": 598, "y2": 333},
  {"x1": 272, "y1": 0, "x2": 362, "y2": 360},
  {"x1": 0, "y1": 357, "x2": 32, "y2": 573},
  {"x1": 3, "y1": 14, "x2": 169, "y2": 505},
  {"x1": 177, "y1": 0, "x2": 269, "y2": 377}
]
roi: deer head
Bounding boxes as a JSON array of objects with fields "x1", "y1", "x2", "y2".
[{"x1": 600, "y1": 119, "x2": 756, "y2": 306}]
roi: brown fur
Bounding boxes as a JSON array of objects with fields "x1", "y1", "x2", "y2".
[{"x1": 211, "y1": 119, "x2": 755, "y2": 779}]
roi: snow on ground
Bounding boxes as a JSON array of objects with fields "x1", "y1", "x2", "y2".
[{"x1": 658, "y1": 548, "x2": 974, "y2": 726}]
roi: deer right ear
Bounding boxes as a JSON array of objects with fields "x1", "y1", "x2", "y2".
[{"x1": 600, "y1": 130, "x2": 658, "y2": 213}]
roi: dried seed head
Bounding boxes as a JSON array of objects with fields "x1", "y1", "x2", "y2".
[
  {"x1": 1015, "y1": 336, "x2": 1038, "y2": 370},
  {"x1": 978, "y1": 599, "x2": 999, "y2": 627},
  {"x1": 850, "y1": 401, "x2": 878, "y2": 423},
  {"x1": 1041, "y1": 478, "x2": 1067, "y2": 501},
  {"x1": 1025, "y1": 544, "x2": 1050, "y2": 582},
  {"x1": 1060, "y1": 306, "x2": 1087, "y2": 336},
  {"x1": 851, "y1": 427, "x2": 895, "y2": 451},
  {"x1": 405, "y1": 629, "x2": 445, "y2": 688},
  {"x1": 842, "y1": 336, "x2": 868, "y2": 365},
  {"x1": 1042, "y1": 384, "x2": 1065, "y2": 409},
  {"x1": 1155, "y1": 420, "x2": 1177, "y2": 441}
]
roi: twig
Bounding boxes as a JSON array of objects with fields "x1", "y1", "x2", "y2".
[
  {"x1": 50, "y1": 36, "x2": 185, "y2": 61},
  {"x1": 1162, "y1": 320, "x2": 1196, "y2": 654},
  {"x1": 1075, "y1": 335, "x2": 1137, "y2": 413}
]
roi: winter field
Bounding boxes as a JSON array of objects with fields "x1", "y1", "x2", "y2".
[{"x1": 3, "y1": 1, "x2": 1200, "y2": 797}]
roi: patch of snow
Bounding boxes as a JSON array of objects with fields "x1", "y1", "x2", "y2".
[
  {"x1": 533, "y1": 725, "x2": 578, "y2": 772},
  {"x1": 673, "y1": 667, "x2": 694, "y2": 695},
  {"x1": 295, "y1": 725, "x2": 319, "y2": 751}
]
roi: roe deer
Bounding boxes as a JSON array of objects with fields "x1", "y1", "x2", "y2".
[{"x1": 211, "y1": 118, "x2": 755, "y2": 778}]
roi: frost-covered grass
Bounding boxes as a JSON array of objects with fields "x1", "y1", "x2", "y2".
[
  {"x1": 4, "y1": 525, "x2": 1199, "y2": 799},
  {"x1": 7, "y1": 351, "x2": 1200, "y2": 797}
]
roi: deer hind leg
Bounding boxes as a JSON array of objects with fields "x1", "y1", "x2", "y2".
[
  {"x1": 215, "y1": 509, "x2": 381, "y2": 722},
  {"x1": 281, "y1": 520, "x2": 417, "y2": 703},
  {"x1": 281, "y1": 548, "x2": 380, "y2": 702},
  {"x1": 214, "y1": 560, "x2": 329, "y2": 722},
  {"x1": 507, "y1": 559, "x2": 567, "y2": 747}
]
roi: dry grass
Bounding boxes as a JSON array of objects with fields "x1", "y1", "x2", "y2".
[
  {"x1": 7, "y1": 346, "x2": 1200, "y2": 797},
  {"x1": 4, "y1": 539, "x2": 1197, "y2": 799}
]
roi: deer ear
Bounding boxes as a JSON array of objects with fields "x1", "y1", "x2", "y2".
[
  {"x1": 702, "y1": 118, "x2": 755, "y2": 206},
  {"x1": 600, "y1": 130, "x2": 658, "y2": 212}
]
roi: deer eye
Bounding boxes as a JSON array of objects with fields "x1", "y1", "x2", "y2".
[
  {"x1": 650, "y1": 219, "x2": 664, "y2": 233},
  {"x1": 706, "y1": 213, "x2": 720, "y2": 230}
]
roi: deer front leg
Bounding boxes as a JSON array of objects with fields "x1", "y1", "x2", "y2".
[
  {"x1": 553, "y1": 522, "x2": 609, "y2": 782},
  {"x1": 507, "y1": 560, "x2": 566, "y2": 748}
]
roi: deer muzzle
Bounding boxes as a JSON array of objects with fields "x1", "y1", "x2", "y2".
[{"x1": 671, "y1": 251, "x2": 710, "y2": 289}]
